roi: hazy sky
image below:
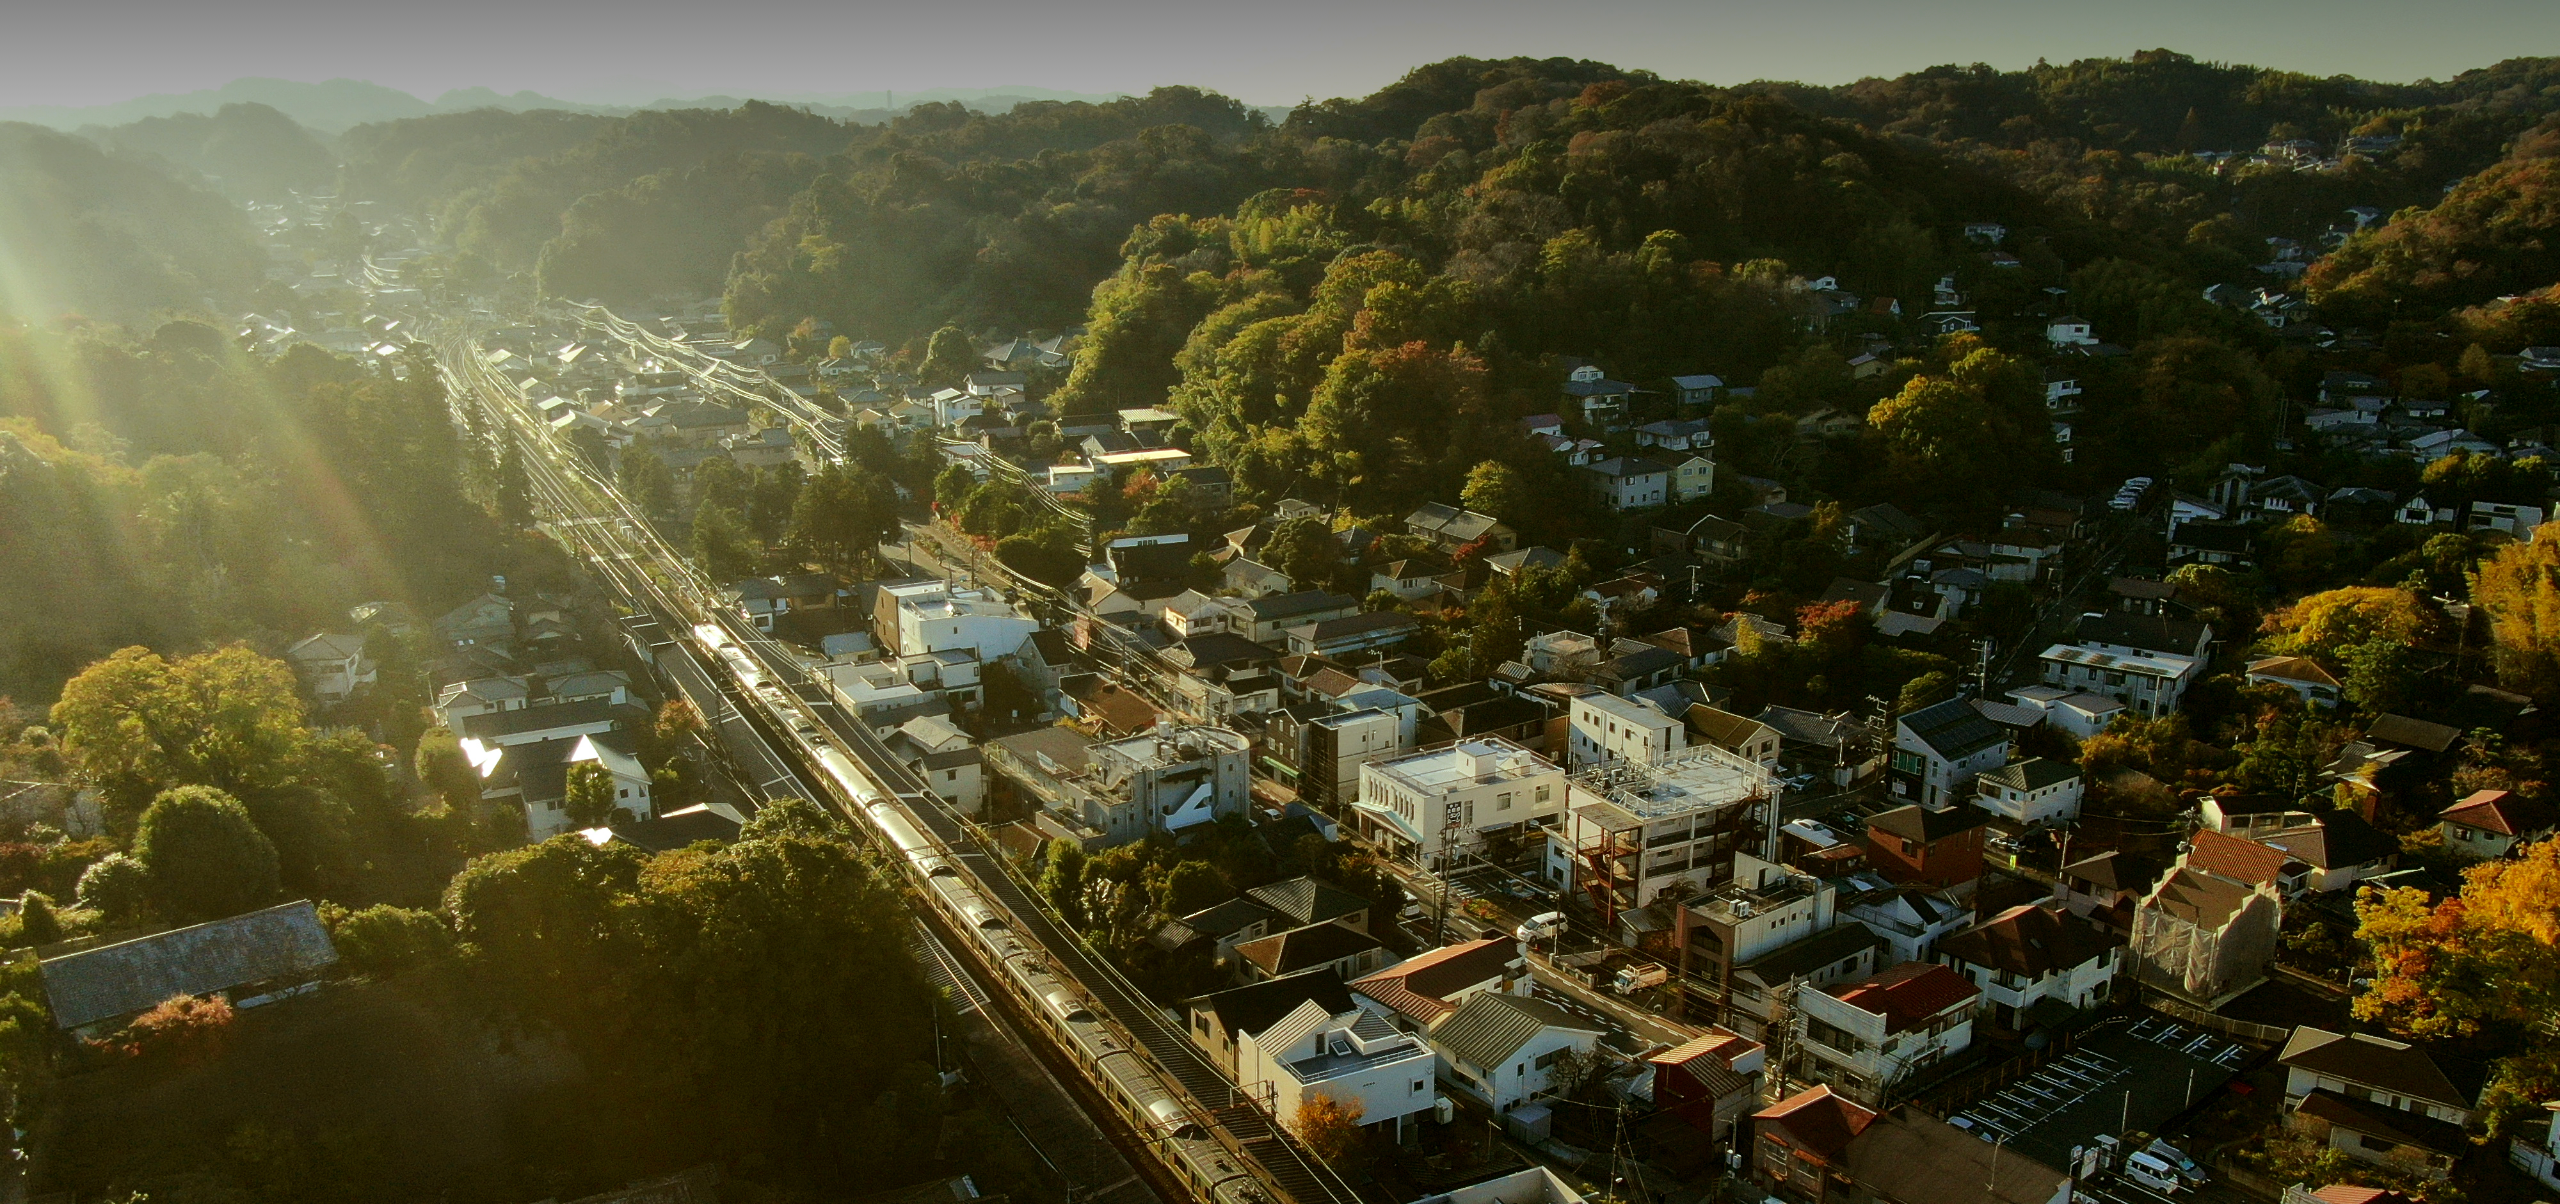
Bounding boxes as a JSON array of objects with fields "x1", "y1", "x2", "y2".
[{"x1": 5, "y1": 0, "x2": 2554, "y2": 109}]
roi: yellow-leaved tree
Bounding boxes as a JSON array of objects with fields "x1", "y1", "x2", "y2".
[{"x1": 2473, "y1": 524, "x2": 2560, "y2": 698}]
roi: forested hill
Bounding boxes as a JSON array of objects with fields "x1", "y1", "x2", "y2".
[
  {"x1": 80, "y1": 102, "x2": 337, "y2": 200},
  {"x1": 0, "y1": 123, "x2": 267, "y2": 321}
]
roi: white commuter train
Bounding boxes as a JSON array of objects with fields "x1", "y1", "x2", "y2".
[{"x1": 687, "y1": 617, "x2": 1278, "y2": 1204}]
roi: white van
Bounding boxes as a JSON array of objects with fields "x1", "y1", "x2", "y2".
[
  {"x1": 1517, "y1": 911, "x2": 1565, "y2": 943},
  {"x1": 2123, "y1": 1150, "x2": 2185, "y2": 1194},
  {"x1": 2143, "y1": 1139, "x2": 2209, "y2": 1187}
]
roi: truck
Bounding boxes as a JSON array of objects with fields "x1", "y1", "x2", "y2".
[{"x1": 1612, "y1": 963, "x2": 1667, "y2": 994}]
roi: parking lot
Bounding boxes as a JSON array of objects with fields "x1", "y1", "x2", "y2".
[{"x1": 1944, "y1": 1014, "x2": 2256, "y2": 1201}]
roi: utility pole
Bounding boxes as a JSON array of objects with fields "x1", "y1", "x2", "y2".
[{"x1": 1431, "y1": 814, "x2": 1463, "y2": 946}]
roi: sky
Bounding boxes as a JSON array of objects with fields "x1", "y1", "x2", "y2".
[{"x1": 3, "y1": 0, "x2": 2555, "y2": 110}]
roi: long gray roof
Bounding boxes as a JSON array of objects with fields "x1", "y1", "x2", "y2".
[
  {"x1": 41, "y1": 900, "x2": 338, "y2": 1029},
  {"x1": 1430, "y1": 992, "x2": 1599, "y2": 1072}
]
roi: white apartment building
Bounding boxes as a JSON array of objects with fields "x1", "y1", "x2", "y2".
[
  {"x1": 1356, "y1": 739, "x2": 1566, "y2": 870},
  {"x1": 1235, "y1": 999, "x2": 1440, "y2": 1141},
  {"x1": 1568, "y1": 692, "x2": 1685, "y2": 768},
  {"x1": 2037, "y1": 643, "x2": 2202, "y2": 718},
  {"x1": 893, "y1": 583, "x2": 1040, "y2": 663},
  {"x1": 1793, "y1": 962, "x2": 1978, "y2": 1106}
]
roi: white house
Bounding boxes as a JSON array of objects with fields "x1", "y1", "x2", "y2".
[
  {"x1": 1581, "y1": 457, "x2": 1672, "y2": 511},
  {"x1": 1888, "y1": 697, "x2": 2010, "y2": 809},
  {"x1": 1568, "y1": 693, "x2": 1685, "y2": 768},
  {"x1": 522, "y1": 734, "x2": 653, "y2": 840},
  {"x1": 891, "y1": 582, "x2": 1039, "y2": 663},
  {"x1": 1237, "y1": 999, "x2": 1440, "y2": 1140},
  {"x1": 1428, "y1": 992, "x2": 1606, "y2": 1111},
  {"x1": 2440, "y1": 789, "x2": 2559, "y2": 860},
  {"x1": 2046, "y1": 316, "x2": 2095, "y2": 347},
  {"x1": 1792, "y1": 962, "x2": 1977, "y2": 1107},
  {"x1": 285, "y1": 633, "x2": 375, "y2": 703},
  {"x1": 2246, "y1": 656, "x2": 2344, "y2": 708},
  {"x1": 2003, "y1": 685, "x2": 2123, "y2": 740},
  {"x1": 1972, "y1": 758, "x2": 2084, "y2": 826},
  {"x1": 1355, "y1": 739, "x2": 1566, "y2": 870},
  {"x1": 1934, "y1": 902, "x2": 2121, "y2": 1031},
  {"x1": 2036, "y1": 643, "x2": 2201, "y2": 718}
]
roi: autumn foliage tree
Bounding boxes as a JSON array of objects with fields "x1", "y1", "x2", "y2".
[
  {"x1": 2474, "y1": 524, "x2": 2560, "y2": 699},
  {"x1": 1291, "y1": 1092, "x2": 1367, "y2": 1170}
]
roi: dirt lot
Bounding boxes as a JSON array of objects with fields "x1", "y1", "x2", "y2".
[{"x1": 38, "y1": 974, "x2": 585, "y2": 1203}]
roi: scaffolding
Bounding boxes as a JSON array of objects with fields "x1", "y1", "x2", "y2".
[{"x1": 1567, "y1": 746, "x2": 1775, "y2": 928}]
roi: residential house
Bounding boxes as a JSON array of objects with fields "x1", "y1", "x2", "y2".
[
  {"x1": 1284, "y1": 612, "x2": 1419, "y2": 658},
  {"x1": 2002, "y1": 685, "x2": 2124, "y2": 740},
  {"x1": 1752, "y1": 1086, "x2": 1877, "y2": 1204},
  {"x1": 1404, "y1": 503, "x2": 1518, "y2": 555},
  {"x1": 1838, "y1": 881, "x2": 1973, "y2": 965},
  {"x1": 39, "y1": 900, "x2": 339, "y2": 1037},
  {"x1": 1793, "y1": 962, "x2": 1978, "y2": 1106},
  {"x1": 1185, "y1": 969, "x2": 1356, "y2": 1077},
  {"x1": 1685, "y1": 706, "x2": 1780, "y2": 771},
  {"x1": 1582, "y1": 457, "x2": 1672, "y2": 511},
  {"x1": 1563, "y1": 365, "x2": 1638, "y2": 427},
  {"x1": 1427, "y1": 991, "x2": 1606, "y2": 1111},
  {"x1": 457, "y1": 697, "x2": 630, "y2": 753},
  {"x1": 285, "y1": 633, "x2": 375, "y2": 703},
  {"x1": 1887, "y1": 696, "x2": 2011, "y2": 808},
  {"x1": 434, "y1": 593, "x2": 515, "y2": 650},
  {"x1": 1243, "y1": 591, "x2": 1362, "y2": 645},
  {"x1": 1161, "y1": 896, "x2": 1284, "y2": 968},
  {"x1": 1936, "y1": 902, "x2": 2122, "y2": 1031},
  {"x1": 1648, "y1": 1028, "x2": 1765, "y2": 1143},
  {"x1": 1674, "y1": 857, "x2": 1880, "y2": 1034},
  {"x1": 1233, "y1": 994, "x2": 1439, "y2": 1140},
  {"x1": 1370, "y1": 557, "x2": 1457, "y2": 602},
  {"x1": 433, "y1": 676, "x2": 530, "y2": 728},
  {"x1": 2037, "y1": 642, "x2": 2201, "y2": 718},
  {"x1": 2280, "y1": 1026, "x2": 2478, "y2": 1179},
  {"x1": 2439, "y1": 789, "x2": 2559, "y2": 859},
  {"x1": 1234, "y1": 922, "x2": 1390, "y2": 983},
  {"x1": 1670, "y1": 375, "x2": 1724, "y2": 410},
  {"x1": 2169, "y1": 522, "x2": 2258, "y2": 568},
  {"x1": 1635, "y1": 419, "x2": 1712, "y2": 452},
  {"x1": 2055, "y1": 850, "x2": 2164, "y2": 935},
  {"x1": 2046, "y1": 316, "x2": 2095, "y2": 347},
  {"x1": 1972, "y1": 758, "x2": 2084, "y2": 826},
  {"x1": 1865, "y1": 805, "x2": 1988, "y2": 888},
  {"x1": 1671, "y1": 455, "x2": 1718, "y2": 502},
  {"x1": 1351, "y1": 937, "x2": 1531, "y2": 1031},
  {"x1": 2250, "y1": 656, "x2": 2346, "y2": 708},
  {"x1": 2259, "y1": 812, "x2": 2400, "y2": 893},
  {"x1": 1247, "y1": 876, "x2": 1375, "y2": 934},
  {"x1": 1299, "y1": 707, "x2": 1404, "y2": 812}
]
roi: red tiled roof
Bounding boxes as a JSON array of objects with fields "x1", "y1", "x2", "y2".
[
  {"x1": 1829, "y1": 961, "x2": 1978, "y2": 1033},
  {"x1": 2441, "y1": 789, "x2": 2558, "y2": 837},
  {"x1": 2186, "y1": 829, "x2": 2289, "y2": 887},
  {"x1": 1753, "y1": 1085, "x2": 1876, "y2": 1164},
  {"x1": 1350, "y1": 938, "x2": 1519, "y2": 1023}
]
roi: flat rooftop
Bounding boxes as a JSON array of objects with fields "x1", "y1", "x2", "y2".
[
  {"x1": 1368, "y1": 738, "x2": 1558, "y2": 795},
  {"x1": 1571, "y1": 745, "x2": 1770, "y2": 822}
]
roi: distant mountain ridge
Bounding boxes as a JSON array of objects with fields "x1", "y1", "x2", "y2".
[{"x1": 1, "y1": 78, "x2": 1141, "y2": 135}]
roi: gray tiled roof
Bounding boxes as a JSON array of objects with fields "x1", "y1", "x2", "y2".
[{"x1": 41, "y1": 900, "x2": 338, "y2": 1030}]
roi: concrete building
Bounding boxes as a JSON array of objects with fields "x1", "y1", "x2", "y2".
[
  {"x1": 1554, "y1": 746, "x2": 1777, "y2": 917},
  {"x1": 1303, "y1": 708, "x2": 1405, "y2": 813},
  {"x1": 1567, "y1": 692, "x2": 1685, "y2": 768},
  {"x1": 1793, "y1": 962, "x2": 1978, "y2": 1107},
  {"x1": 987, "y1": 721, "x2": 1250, "y2": 847},
  {"x1": 888, "y1": 582, "x2": 1040, "y2": 663},
  {"x1": 1355, "y1": 738, "x2": 1566, "y2": 871}
]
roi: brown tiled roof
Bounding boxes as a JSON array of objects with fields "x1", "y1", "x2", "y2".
[
  {"x1": 2365, "y1": 713, "x2": 2460, "y2": 754},
  {"x1": 1753, "y1": 1085, "x2": 1876, "y2": 1164},
  {"x1": 2442, "y1": 789, "x2": 2558, "y2": 837},
  {"x1": 2293, "y1": 1090, "x2": 2469, "y2": 1156},
  {"x1": 1937, "y1": 902, "x2": 2122, "y2": 979},
  {"x1": 1234, "y1": 922, "x2": 1382, "y2": 977},
  {"x1": 2247, "y1": 655, "x2": 2342, "y2": 689},
  {"x1": 2146, "y1": 866, "x2": 2258, "y2": 928},
  {"x1": 2280, "y1": 1027, "x2": 2473, "y2": 1111},
  {"x1": 2061, "y1": 850, "x2": 2162, "y2": 894},
  {"x1": 1349, "y1": 938, "x2": 1518, "y2": 1023},
  {"x1": 1651, "y1": 1029, "x2": 1762, "y2": 1100},
  {"x1": 2187, "y1": 829, "x2": 2288, "y2": 886},
  {"x1": 1828, "y1": 962, "x2": 1978, "y2": 1033}
]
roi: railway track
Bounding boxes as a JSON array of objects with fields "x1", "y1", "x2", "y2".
[{"x1": 434, "y1": 328, "x2": 1360, "y2": 1204}]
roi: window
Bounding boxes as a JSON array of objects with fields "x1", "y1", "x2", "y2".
[
  {"x1": 1412, "y1": 1080, "x2": 1428, "y2": 1094},
  {"x1": 1536, "y1": 784, "x2": 1552, "y2": 803},
  {"x1": 619, "y1": 788, "x2": 629, "y2": 799},
  {"x1": 1535, "y1": 1049, "x2": 1564, "y2": 1070},
  {"x1": 1496, "y1": 792, "x2": 1514, "y2": 812}
]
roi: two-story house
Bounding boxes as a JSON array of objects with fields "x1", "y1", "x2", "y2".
[
  {"x1": 1648, "y1": 1028, "x2": 1764, "y2": 1143},
  {"x1": 2130, "y1": 833, "x2": 2285, "y2": 1007},
  {"x1": 1972, "y1": 758, "x2": 2084, "y2": 826},
  {"x1": 2279, "y1": 1026, "x2": 2479, "y2": 1180},
  {"x1": 1235, "y1": 997, "x2": 1441, "y2": 1142},
  {"x1": 1864, "y1": 804, "x2": 1988, "y2": 888},
  {"x1": 1582, "y1": 457, "x2": 1672, "y2": 511},
  {"x1": 1793, "y1": 962, "x2": 1978, "y2": 1106},
  {"x1": 1352, "y1": 937, "x2": 1531, "y2": 1031},
  {"x1": 1427, "y1": 992, "x2": 1606, "y2": 1112},
  {"x1": 1935, "y1": 901, "x2": 2122, "y2": 1031},
  {"x1": 285, "y1": 633, "x2": 376, "y2": 703},
  {"x1": 1887, "y1": 696, "x2": 2010, "y2": 808},
  {"x1": 2439, "y1": 789, "x2": 2559, "y2": 859}
]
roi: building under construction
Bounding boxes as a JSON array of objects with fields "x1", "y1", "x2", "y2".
[{"x1": 1552, "y1": 744, "x2": 1778, "y2": 925}]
